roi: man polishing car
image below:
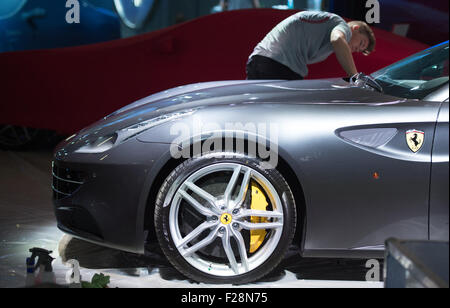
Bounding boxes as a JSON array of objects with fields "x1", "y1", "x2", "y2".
[{"x1": 247, "y1": 11, "x2": 376, "y2": 80}]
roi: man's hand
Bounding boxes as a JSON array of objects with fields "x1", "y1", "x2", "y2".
[{"x1": 331, "y1": 29, "x2": 358, "y2": 77}]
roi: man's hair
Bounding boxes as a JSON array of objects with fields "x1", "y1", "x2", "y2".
[{"x1": 348, "y1": 21, "x2": 376, "y2": 55}]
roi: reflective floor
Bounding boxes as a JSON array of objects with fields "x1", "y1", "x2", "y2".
[{"x1": 0, "y1": 150, "x2": 383, "y2": 288}]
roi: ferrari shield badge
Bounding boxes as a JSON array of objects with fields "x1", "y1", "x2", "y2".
[{"x1": 406, "y1": 130, "x2": 425, "y2": 153}]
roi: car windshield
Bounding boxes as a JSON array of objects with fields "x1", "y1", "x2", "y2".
[{"x1": 371, "y1": 41, "x2": 449, "y2": 100}]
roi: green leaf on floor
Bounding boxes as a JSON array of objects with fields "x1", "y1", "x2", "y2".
[{"x1": 81, "y1": 273, "x2": 111, "y2": 288}]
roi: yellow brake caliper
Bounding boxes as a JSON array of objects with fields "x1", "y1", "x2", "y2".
[{"x1": 249, "y1": 184, "x2": 268, "y2": 253}]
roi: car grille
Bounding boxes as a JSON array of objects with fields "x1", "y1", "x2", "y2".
[{"x1": 52, "y1": 162, "x2": 86, "y2": 200}]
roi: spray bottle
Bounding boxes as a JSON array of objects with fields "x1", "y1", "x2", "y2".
[
  {"x1": 27, "y1": 248, "x2": 56, "y2": 287},
  {"x1": 25, "y1": 256, "x2": 36, "y2": 287}
]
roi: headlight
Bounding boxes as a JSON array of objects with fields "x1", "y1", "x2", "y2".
[
  {"x1": 75, "y1": 134, "x2": 118, "y2": 154},
  {"x1": 75, "y1": 109, "x2": 197, "y2": 154}
]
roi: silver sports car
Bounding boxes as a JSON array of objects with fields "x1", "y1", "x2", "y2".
[{"x1": 53, "y1": 42, "x2": 449, "y2": 284}]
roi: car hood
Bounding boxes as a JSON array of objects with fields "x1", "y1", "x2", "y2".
[{"x1": 65, "y1": 78, "x2": 404, "y2": 148}]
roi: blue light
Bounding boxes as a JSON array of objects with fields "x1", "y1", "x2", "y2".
[{"x1": 424, "y1": 41, "x2": 450, "y2": 51}]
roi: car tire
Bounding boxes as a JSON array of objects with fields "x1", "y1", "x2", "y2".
[{"x1": 154, "y1": 153, "x2": 296, "y2": 285}]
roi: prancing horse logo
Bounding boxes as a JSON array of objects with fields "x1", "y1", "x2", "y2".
[
  {"x1": 406, "y1": 130, "x2": 425, "y2": 153},
  {"x1": 220, "y1": 213, "x2": 232, "y2": 225}
]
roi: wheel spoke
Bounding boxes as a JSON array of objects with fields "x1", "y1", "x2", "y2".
[
  {"x1": 182, "y1": 225, "x2": 220, "y2": 257},
  {"x1": 224, "y1": 165, "x2": 242, "y2": 207},
  {"x1": 222, "y1": 228, "x2": 239, "y2": 274},
  {"x1": 231, "y1": 168, "x2": 252, "y2": 210},
  {"x1": 235, "y1": 210, "x2": 283, "y2": 220},
  {"x1": 178, "y1": 190, "x2": 215, "y2": 217},
  {"x1": 184, "y1": 181, "x2": 218, "y2": 212},
  {"x1": 230, "y1": 227, "x2": 249, "y2": 272},
  {"x1": 237, "y1": 221, "x2": 283, "y2": 230},
  {"x1": 177, "y1": 221, "x2": 217, "y2": 249}
]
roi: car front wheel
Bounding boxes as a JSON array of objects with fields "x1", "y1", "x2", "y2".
[{"x1": 154, "y1": 153, "x2": 296, "y2": 285}]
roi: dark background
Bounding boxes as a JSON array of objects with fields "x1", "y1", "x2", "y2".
[{"x1": 1, "y1": 0, "x2": 448, "y2": 53}]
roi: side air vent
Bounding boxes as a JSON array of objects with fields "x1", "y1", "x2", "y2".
[{"x1": 338, "y1": 128, "x2": 398, "y2": 149}]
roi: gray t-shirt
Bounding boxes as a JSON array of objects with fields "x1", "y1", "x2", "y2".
[{"x1": 250, "y1": 11, "x2": 352, "y2": 77}]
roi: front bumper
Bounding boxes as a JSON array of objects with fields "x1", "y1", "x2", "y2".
[{"x1": 52, "y1": 139, "x2": 172, "y2": 254}]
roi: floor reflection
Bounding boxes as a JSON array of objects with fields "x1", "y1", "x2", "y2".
[{"x1": 60, "y1": 235, "x2": 382, "y2": 284}]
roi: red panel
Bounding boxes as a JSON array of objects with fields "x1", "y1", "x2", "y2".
[{"x1": 0, "y1": 9, "x2": 428, "y2": 134}]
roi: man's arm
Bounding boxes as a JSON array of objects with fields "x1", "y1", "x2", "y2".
[
  {"x1": 253, "y1": 0, "x2": 261, "y2": 8},
  {"x1": 331, "y1": 29, "x2": 358, "y2": 77}
]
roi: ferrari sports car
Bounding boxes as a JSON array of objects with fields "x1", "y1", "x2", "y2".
[{"x1": 52, "y1": 42, "x2": 449, "y2": 284}]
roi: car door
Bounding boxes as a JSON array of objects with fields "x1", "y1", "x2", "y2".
[
  {"x1": 301, "y1": 44, "x2": 449, "y2": 256},
  {"x1": 429, "y1": 96, "x2": 449, "y2": 241},
  {"x1": 286, "y1": 89, "x2": 441, "y2": 257}
]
